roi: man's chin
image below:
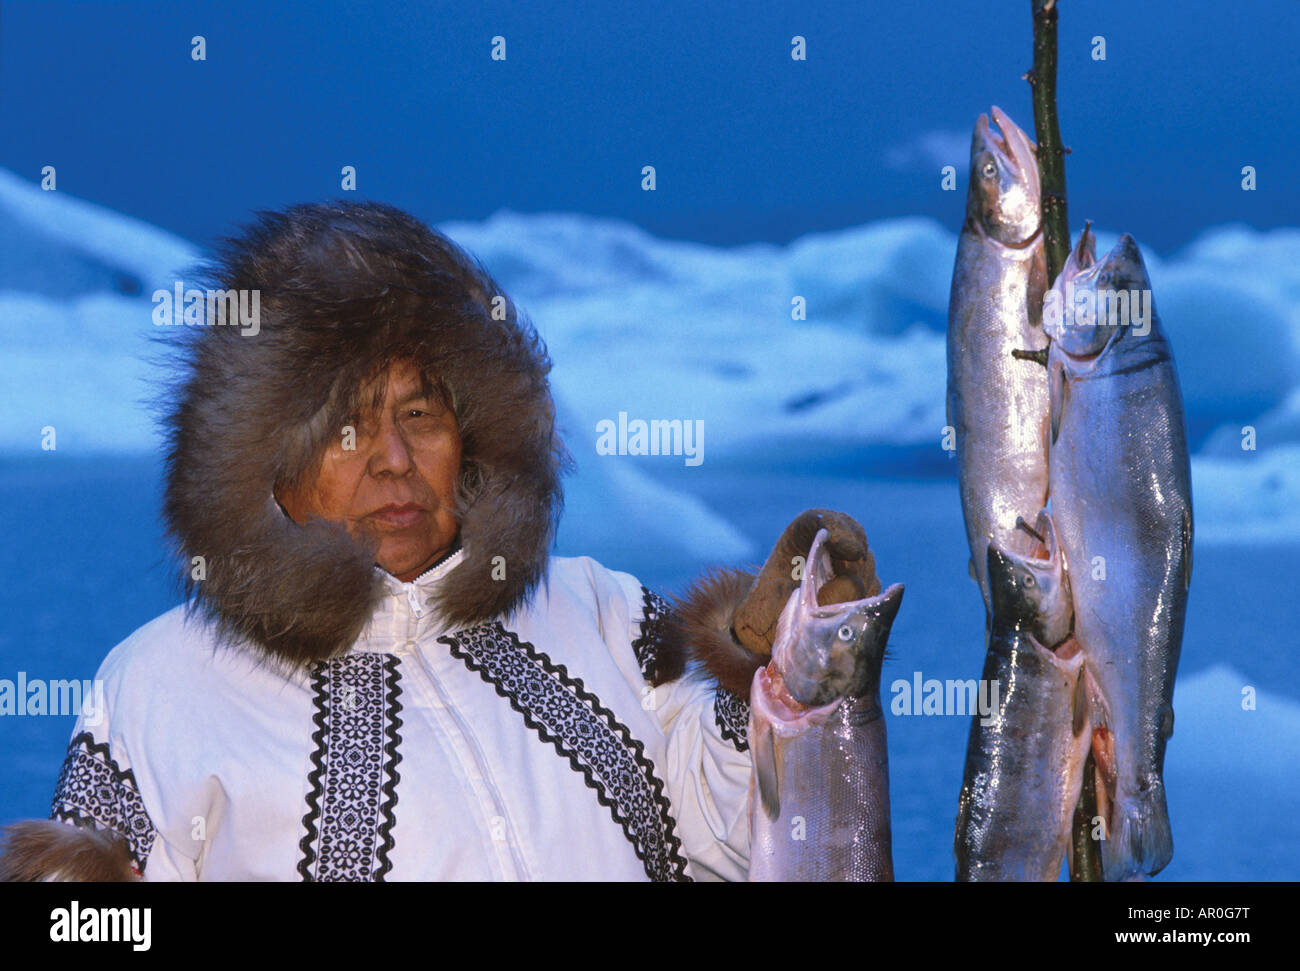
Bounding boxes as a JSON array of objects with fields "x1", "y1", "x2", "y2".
[{"x1": 378, "y1": 542, "x2": 449, "y2": 582}]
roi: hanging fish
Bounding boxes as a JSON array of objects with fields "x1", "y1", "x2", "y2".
[
  {"x1": 955, "y1": 512, "x2": 1091, "y2": 881},
  {"x1": 947, "y1": 106, "x2": 1051, "y2": 618},
  {"x1": 1045, "y1": 228, "x2": 1193, "y2": 881}
]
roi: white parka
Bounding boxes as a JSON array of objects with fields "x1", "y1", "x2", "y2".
[{"x1": 49, "y1": 550, "x2": 754, "y2": 881}]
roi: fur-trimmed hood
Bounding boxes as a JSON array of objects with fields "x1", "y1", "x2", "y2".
[{"x1": 162, "y1": 201, "x2": 568, "y2": 668}]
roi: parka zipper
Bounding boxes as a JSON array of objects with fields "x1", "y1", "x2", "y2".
[{"x1": 396, "y1": 579, "x2": 531, "y2": 879}]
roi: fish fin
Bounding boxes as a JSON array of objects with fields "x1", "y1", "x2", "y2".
[
  {"x1": 1084, "y1": 664, "x2": 1109, "y2": 733},
  {"x1": 1049, "y1": 360, "x2": 1067, "y2": 446},
  {"x1": 1072, "y1": 667, "x2": 1089, "y2": 738},
  {"x1": 1182, "y1": 508, "x2": 1194, "y2": 591},
  {"x1": 752, "y1": 718, "x2": 782, "y2": 821},
  {"x1": 1103, "y1": 787, "x2": 1173, "y2": 880}
]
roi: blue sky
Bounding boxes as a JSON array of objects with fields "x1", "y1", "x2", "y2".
[{"x1": 4, "y1": 0, "x2": 1297, "y2": 252}]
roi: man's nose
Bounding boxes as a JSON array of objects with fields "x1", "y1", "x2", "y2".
[{"x1": 366, "y1": 419, "x2": 414, "y2": 477}]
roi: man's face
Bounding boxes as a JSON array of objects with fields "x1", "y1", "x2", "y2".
[{"x1": 278, "y1": 359, "x2": 462, "y2": 582}]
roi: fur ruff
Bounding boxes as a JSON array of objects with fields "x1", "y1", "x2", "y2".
[
  {"x1": 0, "y1": 821, "x2": 137, "y2": 882},
  {"x1": 161, "y1": 202, "x2": 570, "y2": 667},
  {"x1": 669, "y1": 567, "x2": 766, "y2": 699}
]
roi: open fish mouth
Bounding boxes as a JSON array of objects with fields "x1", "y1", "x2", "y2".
[
  {"x1": 1060, "y1": 222, "x2": 1100, "y2": 288},
  {"x1": 772, "y1": 529, "x2": 904, "y2": 709},
  {"x1": 1048, "y1": 223, "x2": 1130, "y2": 359},
  {"x1": 799, "y1": 528, "x2": 904, "y2": 622},
  {"x1": 969, "y1": 106, "x2": 1041, "y2": 249},
  {"x1": 986, "y1": 510, "x2": 1074, "y2": 651},
  {"x1": 974, "y1": 107, "x2": 1041, "y2": 207},
  {"x1": 989, "y1": 105, "x2": 1040, "y2": 203}
]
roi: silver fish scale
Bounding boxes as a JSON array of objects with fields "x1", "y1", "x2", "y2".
[
  {"x1": 948, "y1": 230, "x2": 1050, "y2": 612},
  {"x1": 749, "y1": 698, "x2": 893, "y2": 882},
  {"x1": 955, "y1": 637, "x2": 1088, "y2": 881},
  {"x1": 1049, "y1": 309, "x2": 1192, "y2": 880}
]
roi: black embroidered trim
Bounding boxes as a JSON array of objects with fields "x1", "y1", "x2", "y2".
[
  {"x1": 442, "y1": 622, "x2": 692, "y2": 882},
  {"x1": 297, "y1": 653, "x2": 404, "y2": 882},
  {"x1": 297, "y1": 665, "x2": 329, "y2": 880},
  {"x1": 631, "y1": 587, "x2": 672, "y2": 683},
  {"x1": 376, "y1": 655, "x2": 402, "y2": 879},
  {"x1": 714, "y1": 685, "x2": 750, "y2": 752},
  {"x1": 50, "y1": 732, "x2": 157, "y2": 872}
]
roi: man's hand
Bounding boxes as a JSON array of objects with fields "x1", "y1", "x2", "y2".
[{"x1": 732, "y1": 509, "x2": 880, "y2": 657}]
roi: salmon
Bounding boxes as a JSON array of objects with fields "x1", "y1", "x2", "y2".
[
  {"x1": 1045, "y1": 228, "x2": 1193, "y2": 880},
  {"x1": 947, "y1": 106, "x2": 1050, "y2": 618},
  {"x1": 748, "y1": 528, "x2": 903, "y2": 881},
  {"x1": 955, "y1": 512, "x2": 1092, "y2": 881}
]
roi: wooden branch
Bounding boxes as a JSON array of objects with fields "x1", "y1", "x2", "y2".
[
  {"x1": 1070, "y1": 755, "x2": 1102, "y2": 882},
  {"x1": 1028, "y1": 0, "x2": 1071, "y2": 285},
  {"x1": 1027, "y1": 0, "x2": 1103, "y2": 883}
]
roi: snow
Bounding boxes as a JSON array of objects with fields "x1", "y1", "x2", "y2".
[
  {"x1": 0, "y1": 168, "x2": 197, "y2": 298},
  {"x1": 1191, "y1": 446, "x2": 1300, "y2": 545},
  {"x1": 5, "y1": 168, "x2": 1300, "y2": 545},
  {"x1": 1160, "y1": 665, "x2": 1300, "y2": 880}
]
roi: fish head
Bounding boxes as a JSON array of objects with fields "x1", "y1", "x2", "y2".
[
  {"x1": 1047, "y1": 229, "x2": 1154, "y2": 359},
  {"x1": 1097, "y1": 233, "x2": 1153, "y2": 302},
  {"x1": 772, "y1": 528, "x2": 904, "y2": 708},
  {"x1": 985, "y1": 511, "x2": 1073, "y2": 647},
  {"x1": 966, "y1": 106, "x2": 1041, "y2": 247}
]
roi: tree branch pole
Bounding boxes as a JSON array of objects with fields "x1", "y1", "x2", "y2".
[
  {"x1": 1027, "y1": 0, "x2": 1102, "y2": 883},
  {"x1": 1029, "y1": 0, "x2": 1070, "y2": 284}
]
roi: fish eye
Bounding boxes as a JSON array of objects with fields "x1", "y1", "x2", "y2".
[
  {"x1": 981, "y1": 161, "x2": 997, "y2": 179},
  {"x1": 1023, "y1": 573, "x2": 1036, "y2": 587},
  {"x1": 836, "y1": 624, "x2": 854, "y2": 642}
]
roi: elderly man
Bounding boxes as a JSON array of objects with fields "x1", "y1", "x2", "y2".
[{"x1": 0, "y1": 202, "x2": 879, "y2": 881}]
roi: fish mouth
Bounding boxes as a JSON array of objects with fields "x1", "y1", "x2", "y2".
[
  {"x1": 800, "y1": 528, "x2": 904, "y2": 626},
  {"x1": 1048, "y1": 223, "x2": 1124, "y2": 361},
  {"x1": 971, "y1": 107, "x2": 1041, "y2": 247},
  {"x1": 771, "y1": 528, "x2": 903, "y2": 709},
  {"x1": 989, "y1": 106, "x2": 1040, "y2": 203},
  {"x1": 1060, "y1": 224, "x2": 1145, "y2": 294},
  {"x1": 988, "y1": 510, "x2": 1074, "y2": 648},
  {"x1": 1050, "y1": 227, "x2": 1154, "y2": 364},
  {"x1": 990, "y1": 509, "x2": 1060, "y2": 578},
  {"x1": 1015, "y1": 508, "x2": 1057, "y2": 561},
  {"x1": 1062, "y1": 222, "x2": 1099, "y2": 284},
  {"x1": 975, "y1": 108, "x2": 1041, "y2": 203}
]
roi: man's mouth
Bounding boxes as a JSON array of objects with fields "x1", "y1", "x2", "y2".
[{"x1": 365, "y1": 503, "x2": 428, "y2": 529}]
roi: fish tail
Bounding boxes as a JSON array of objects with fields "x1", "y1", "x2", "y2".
[{"x1": 1102, "y1": 782, "x2": 1173, "y2": 880}]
